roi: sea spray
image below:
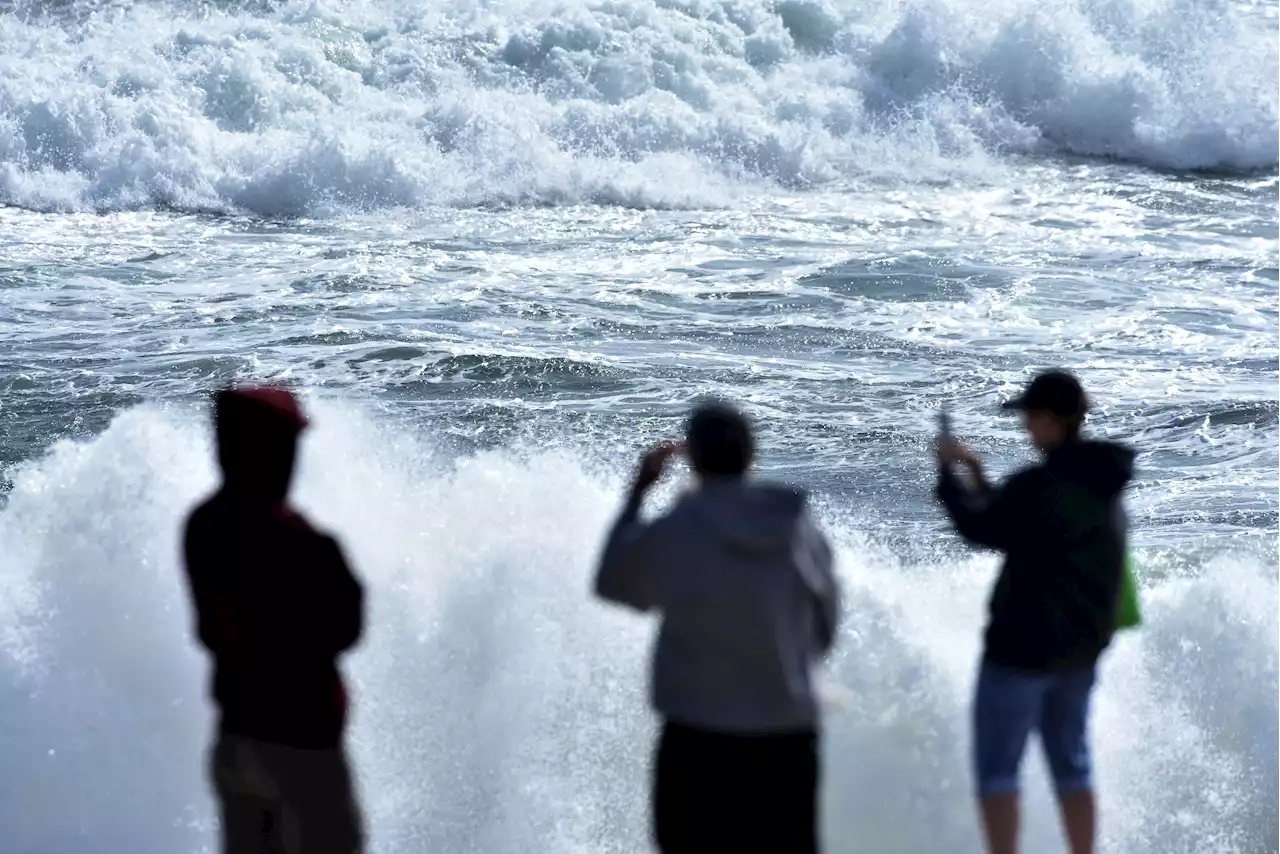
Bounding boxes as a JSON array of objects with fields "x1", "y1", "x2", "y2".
[
  {"x1": 0, "y1": 401, "x2": 1274, "y2": 853},
  {"x1": 0, "y1": 0, "x2": 1275, "y2": 215}
]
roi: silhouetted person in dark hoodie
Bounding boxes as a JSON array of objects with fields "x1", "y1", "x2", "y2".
[
  {"x1": 183, "y1": 387, "x2": 365, "y2": 854},
  {"x1": 937, "y1": 370, "x2": 1135, "y2": 854},
  {"x1": 595, "y1": 401, "x2": 840, "y2": 854}
]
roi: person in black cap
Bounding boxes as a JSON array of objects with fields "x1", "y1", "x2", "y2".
[
  {"x1": 183, "y1": 386, "x2": 366, "y2": 854},
  {"x1": 936, "y1": 370, "x2": 1135, "y2": 854},
  {"x1": 594, "y1": 400, "x2": 840, "y2": 854}
]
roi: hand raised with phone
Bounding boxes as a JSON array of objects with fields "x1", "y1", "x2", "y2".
[
  {"x1": 634, "y1": 441, "x2": 685, "y2": 494},
  {"x1": 935, "y1": 409, "x2": 987, "y2": 491},
  {"x1": 937, "y1": 438, "x2": 979, "y2": 468}
]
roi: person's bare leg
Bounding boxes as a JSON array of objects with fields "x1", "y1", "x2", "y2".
[
  {"x1": 979, "y1": 792, "x2": 1020, "y2": 854},
  {"x1": 1057, "y1": 788, "x2": 1095, "y2": 854}
]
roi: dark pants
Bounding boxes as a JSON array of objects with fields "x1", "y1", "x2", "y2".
[
  {"x1": 653, "y1": 720, "x2": 820, "y2": 854},
  {"x1": 210, "y1": 734, "x2": 365, "y2": 854}
]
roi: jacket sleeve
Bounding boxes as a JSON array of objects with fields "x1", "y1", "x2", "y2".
[
  {"x1": 312, "y1": 534, "x2": 365, "y2": 654},
  {"x1": 594, "y1": 495, "x2": 667, "y2": 612},
  {"x1": 796, "y1": 513, "x2": 840, "y2": 656},
  {"x1": 936, "y1": 466, "x2": 1025, "y2": 551},
  {"x1": 182, "y1": 514, "x2": 238, "y2": 654}
]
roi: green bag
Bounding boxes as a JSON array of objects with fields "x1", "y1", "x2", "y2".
[{"x1": 1116, "y1": 552, "x2": 1142, "y2": 630}]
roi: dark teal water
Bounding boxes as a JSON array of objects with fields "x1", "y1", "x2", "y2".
[{"x1": 0, "y1": 0, "x2": 1277, "y2": 851}]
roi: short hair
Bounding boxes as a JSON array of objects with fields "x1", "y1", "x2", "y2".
[{"x1": 685, "y1": 400, "x2": 755, "y2": 477}]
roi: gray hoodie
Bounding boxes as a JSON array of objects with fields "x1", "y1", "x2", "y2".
[{"x1": 594, "y1": 478, "x2": 839, "y2": 734}]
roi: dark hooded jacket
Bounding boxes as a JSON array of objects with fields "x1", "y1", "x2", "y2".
[
  {"x1": 183, "y1": 390, "x2": 364, "y2": 749},
  {"x1": 937, "y1": 438, "x2": 1135, "y2": 672}
]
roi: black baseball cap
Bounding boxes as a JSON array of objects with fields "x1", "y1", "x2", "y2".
[{"x1": 1001, "y1": 370, "x2": 1088, "y2": 418}]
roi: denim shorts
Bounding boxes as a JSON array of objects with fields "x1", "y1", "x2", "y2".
[{"x1": 972, "y1": 662, "x2": 1097, "y2": 797}]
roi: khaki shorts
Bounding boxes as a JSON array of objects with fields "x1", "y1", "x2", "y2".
[{"x1": 210, "y1": 734, "x2": 365, "y2": 854}]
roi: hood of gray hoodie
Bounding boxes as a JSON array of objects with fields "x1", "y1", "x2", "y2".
[
  {"x1": 645, "y1": 476, "x2": 836, "y2": 733},
  {"x1": 682, "y1": 478, "x2": 809, "y2": 555}
]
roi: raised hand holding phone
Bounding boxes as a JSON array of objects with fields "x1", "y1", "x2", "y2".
[
  {"x1": 633, "y1": 441, "x2": 684, "y2": 494},
  {"x1": 935, "y1": 409, "x2": 991, "y2": 492},
  {"x1": 936, "y1": 408, "x2": 966, "y2": 467}
]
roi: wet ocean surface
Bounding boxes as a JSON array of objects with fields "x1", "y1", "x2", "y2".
[{"x1": 0, "y1": 0, "x2": 1276, "y2": 851}]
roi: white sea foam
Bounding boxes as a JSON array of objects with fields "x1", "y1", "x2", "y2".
[
  {"x1": 0, "y1": 0, "x2": 1275, "y2": 214},
  {"x1": 0, "y1": 401, "x2": 1274, "y2": 852}
]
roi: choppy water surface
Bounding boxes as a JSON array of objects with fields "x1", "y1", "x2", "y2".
[{"x1": 0, "y1": 0, "x2": 1276, "y2": 851}]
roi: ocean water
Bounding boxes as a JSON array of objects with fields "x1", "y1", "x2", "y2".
[{"x1": 0, "y1": 0, "x2": 1277, "y2": 851}]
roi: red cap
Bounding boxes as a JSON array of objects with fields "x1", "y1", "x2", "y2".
[{"x1": 217, "y1": 385, "x2": 309, "y2": 433}]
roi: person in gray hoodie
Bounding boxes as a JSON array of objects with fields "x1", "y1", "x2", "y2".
[{"x1": 594, "y1": 401, "x2": 840, "y2": 854}]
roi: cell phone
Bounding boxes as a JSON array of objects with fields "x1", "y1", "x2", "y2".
[{"x1": 937, "y1": 409, "x2": 952, "y2": 440}]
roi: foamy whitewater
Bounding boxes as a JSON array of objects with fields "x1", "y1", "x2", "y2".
[
  {"x1": 1, "y1": 0, "x2": 1277, "y2": 211},
  {"x1": 0, "y1": 0, "x2": 1277, "y2": 851}
]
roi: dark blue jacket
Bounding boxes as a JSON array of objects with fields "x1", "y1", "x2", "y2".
[{"x1": 938, "y1": 439, "x2": 1135, "y2": 672}]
